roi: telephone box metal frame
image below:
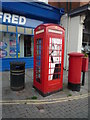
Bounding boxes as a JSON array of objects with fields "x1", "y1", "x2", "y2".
[{"x1": 33, "y1": 24, "x2": 65, "y2": 96}]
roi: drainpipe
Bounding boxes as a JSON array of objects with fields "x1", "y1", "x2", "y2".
[
  {"x1": 66, "y1": 0, "x2": 72, "y2": 70},
  {"x1": 66, "y1": 15, "x2": 71, "y2": 70},
  {"x1": 66, "y1": 2, "x2": 68, "y2": 13},
  {"x1": 69, "y1": 0, "x2": 72, "y2": 13},
  {"x1": 16, "y1": 26, "x2": 18, "y2": 58}
]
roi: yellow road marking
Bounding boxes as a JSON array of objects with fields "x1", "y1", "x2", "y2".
[
  {"x1": 1, "y1": 93, "x2": 89, "y2": 102},
  {"x1": 0, "y1": 93, "x2": 89, "y2": 105}
]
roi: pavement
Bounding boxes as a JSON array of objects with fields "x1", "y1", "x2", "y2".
[{"x1": 0, "y1": 64, "x2": 89, "y2": 119}]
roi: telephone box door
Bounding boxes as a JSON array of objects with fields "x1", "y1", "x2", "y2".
[{"x1": 33, "y1": 32, "x2": 44, "y2": 92}]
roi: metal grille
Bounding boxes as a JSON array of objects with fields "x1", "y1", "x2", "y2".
[
  {"x1": 36, "y1": 39, "x2": 42, "y2": 83},
  {"x1": 48, "y1": 37, "x2": 62, "y2": 80}
]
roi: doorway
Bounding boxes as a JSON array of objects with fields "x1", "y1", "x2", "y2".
[{"x1": 24, "y1": 35, "x2": 32, "y2": 57}]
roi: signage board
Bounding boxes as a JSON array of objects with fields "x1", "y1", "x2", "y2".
[
  {"x1": 0, "y1": 12, "x2": 26, "y2": 25},
  {"x1": 0, "y1": 12, "x2": 44, "y2": 28}
]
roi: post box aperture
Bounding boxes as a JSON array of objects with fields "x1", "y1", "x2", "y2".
[{"x1": 33, "y1": 24, "x2": 65, "y2": 96}]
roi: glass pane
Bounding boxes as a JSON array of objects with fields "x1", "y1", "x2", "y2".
[
  {"x1": 48, "y1": 37, "x2": 62, "y2": 80},
  {"x1": 8, "y1": 26, "x2": 16, "y2": 32},
  {"x1": 36, "y1": 39, "x2": 42, "y2": 83},
  {"x1": 0, "y1": 24, "x2": 7, "y2": 31},
  {"x1": 0, "y1": 32, "x2": 16, "y2": 58},
  {"x1": 24, "y1": 35, "x2": 33, "y2": 57},
  {"x1": 32, "y1": 29, "x2": 34, "y2": 35},
  {"x1": 0, "y1": 32, "x2": 7, "y2": 58},
  {"x1": 9, "y1": 33, "x2": 16, "y2": 58},
  {"x1": 17, "y1": 27, "x2": 24, "y2": 33},
  {"x1": 17, "y1": 35, "x2": 33, "y2": 58},
  {"x1": 17, "y1": 34, "x2": 20, "y2": 58},
  {"x1": 25, "y1": 28, "x2": 32, "y2": 34}
]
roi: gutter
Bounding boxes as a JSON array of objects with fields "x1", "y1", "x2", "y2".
[
  {"x1": 69, "y1": 3, "x2": 90, "y2": 17},
  {"x1": 88, "y1": 5, "x2": 90, "y2": 10}
]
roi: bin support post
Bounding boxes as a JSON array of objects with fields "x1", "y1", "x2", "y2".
[{"x1": 82, "y1": 71, "x2": 85, "y2": 86}]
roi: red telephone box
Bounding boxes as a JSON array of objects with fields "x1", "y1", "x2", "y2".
[{"x1": 33, "y1": 24, "x2": 65, "y2": 96}]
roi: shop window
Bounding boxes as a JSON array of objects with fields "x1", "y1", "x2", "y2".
[
  {"x1": 0, "y1": 32, "x2": 7, "y2": 58},
  {"x1": 0, "y1": 32, "x2": 16, "y2": 58},
  {"x1": 0, "y1": 26, "x2": 34, "y2": 58},
  {"x1": 32, "y1": 29, "x2": 34, "y2": 34},
  {"x1": 18, "y1": 34, "x2": 33, "y2": 58},
  {"x1": 25, "y1": 28, "x2": 32, "y2": 34},
  {"x1": 17, "y1": 27, "x2": 24, "y2": 33},
  {"x1": 0, "y1": 24, "x2": 7, "y2": 32},
  {"x1": 19, "y1": 34, "x2": 24, "y2": 57},
  {"x1": 8, "y1": 26, "x2": 16, "y2": 32},
  {"x1": 9, "y1": 33, "x2": 16, "y2": 58}
]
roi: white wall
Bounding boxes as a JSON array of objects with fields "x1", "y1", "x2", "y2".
[
  {"x1": 69, "y1": 15, "x2": 85, "y2": 53},
  {"x1": 60, "y1": 14, "x2": 85, "y2": 70},
  {"x1": 60, "y1": 14, "x2": 68, "y2": 69}
]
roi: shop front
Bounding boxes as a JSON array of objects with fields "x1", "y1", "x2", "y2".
[{"x1": 0, "y1": 2, "x2": 64, "y2": 71}]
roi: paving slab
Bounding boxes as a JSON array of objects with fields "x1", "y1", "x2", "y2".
[{"x1": 0, "y1": 68, "x2": 89, "y2": 118}]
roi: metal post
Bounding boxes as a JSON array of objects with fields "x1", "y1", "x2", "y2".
[
  {"x1": 16, "y1": 26, "x2": 18, "y2": 58},
  {"x1": 82, "y1": 71, "x2": 85, "y2": 86}
]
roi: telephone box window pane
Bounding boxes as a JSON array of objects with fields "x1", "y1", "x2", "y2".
[
  {"x1": 48, "y1": 37, "x2": 62, "y2": 80},
  {"x1": 53, "y1": 64, "x2": 61, "y2": 79},
  {"x1": 36, "y1": 39, "x2": 42, "y2": 83}
]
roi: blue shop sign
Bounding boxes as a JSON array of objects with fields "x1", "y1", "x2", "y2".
[{"x1": 0, "y1": 12, "x2": 43, "y2": 28}]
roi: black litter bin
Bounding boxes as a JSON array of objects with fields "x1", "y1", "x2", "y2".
[{"x1": 10, "y1": 62, "x2": 25, "y2": 91}]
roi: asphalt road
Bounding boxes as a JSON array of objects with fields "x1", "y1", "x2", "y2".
[{"x1": 1, "y1": 63, "x2": 89, "y2": 119}]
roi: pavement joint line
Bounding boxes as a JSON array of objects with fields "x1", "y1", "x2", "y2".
[
  {"x1": 0, "y1": 93, "x2": 89, "y2": 105},
  {"x1": 1, "y1": 93, "x2": 89, "y2": 103}
]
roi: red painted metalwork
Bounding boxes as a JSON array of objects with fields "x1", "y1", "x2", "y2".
[
  {"x1": 82, "y1": 57, "x2": 89, "y2": 72},
  {"x1": 33, "y1": 24, "x2": 65, "y2": 96},
  {"x1": 68, "y1": 52, "x2": 84, "y2": 84}
]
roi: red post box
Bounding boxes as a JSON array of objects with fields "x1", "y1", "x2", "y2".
[
  {"x1": 68, "y1": 52, "x2": 84, "y2": 91},
  {"x1": 82, "y1": 57, "x2": 89, "y2": 72},
  {"x1": 82, "y1": 57, "x2": 89, "y2": 86},
  {"x1": 33, "y1": 24, "x2": 65, "y2": 96}
]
